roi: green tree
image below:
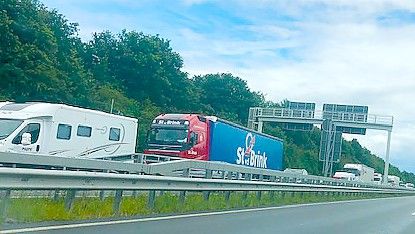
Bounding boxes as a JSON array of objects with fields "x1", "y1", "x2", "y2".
[
  {"x1": 193, "y1": 73, "x2": 263, "y2": 123},
  {"x1": 0, "y1": 0, "x2": 92, "y2": 105},
  {"x1": 83, "y1": 30, "x2": 196, "y2": 111}
]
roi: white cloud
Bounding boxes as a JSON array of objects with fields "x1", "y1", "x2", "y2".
[{"x1": 176, "y1": 3, "x2": 415, "y2": 172}]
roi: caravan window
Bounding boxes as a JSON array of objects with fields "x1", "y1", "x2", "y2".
[
  {"x1": 12, "y1": 123, "x2": 41, "y2": 144},
  {"x1": 0, "y1": 119, "x2": 23, "y2": 140},
  {"x1": 57, "y1": 124, "x2": 72, "y2": 140},
  {"x1": 109, "y1": 127, "x2": 120, "y2": 141},
  {"x1": 77, "y1": 125, "x2": 92, "y2": 137}
]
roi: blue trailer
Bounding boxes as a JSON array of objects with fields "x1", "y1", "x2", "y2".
[{"x1": 208, "y1": 118, "x2": 284, "y2": 171}]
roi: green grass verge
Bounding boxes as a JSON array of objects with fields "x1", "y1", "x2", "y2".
[{"x1": 0, "y1": 191, "x2": 406, "y2": 223}]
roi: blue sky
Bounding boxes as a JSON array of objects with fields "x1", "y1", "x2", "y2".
[{"x1": 42, "y1": 0, "x2": 415, "y2": 173}]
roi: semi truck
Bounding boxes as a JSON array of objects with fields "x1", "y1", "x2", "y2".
[
  {"x1": 335, "y1": 163, "x2": 375, "y2": 183},
  {"x1": 144, "y1": 114, "x2": 284, "y2": 170},
  {"x1": 0, "y1": 102, "x2": 138, "y2": 158}
]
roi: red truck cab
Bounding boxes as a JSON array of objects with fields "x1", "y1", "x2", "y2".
[{"x1": 144, "y1": 114, "x2": 209, "y2": 160}]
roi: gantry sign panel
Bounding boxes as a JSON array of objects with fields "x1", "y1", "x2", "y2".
[
  {"x1": 323, "y1": 104, "x2": 368, "y2": 135},
  {"x1": 282, "y1": 101, "x2": 316, "y2": 131}
]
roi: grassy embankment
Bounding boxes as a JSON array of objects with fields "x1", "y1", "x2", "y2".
[{"x1": 0, "y1": 191, "x2": 404, "y2": 223}]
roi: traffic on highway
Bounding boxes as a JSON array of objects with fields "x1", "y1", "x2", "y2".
[{"x1": 1, "y1": 0, "x2": 415, "y2": 233}]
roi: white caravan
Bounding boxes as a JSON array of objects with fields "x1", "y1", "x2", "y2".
[
  {"x1": 387, "y1": 175, "x2": 400, "y2": 186},
  {"x1": 343, "y1": 164, "x2": 375, "y2": 183},
  {"x1": 0, "y1": 102, "x2": 138, "y2": 159}
]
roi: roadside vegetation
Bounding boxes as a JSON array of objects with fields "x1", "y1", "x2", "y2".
[
  {"x1": 2, "y1": 192, "x2": 406, "y2": 223},
  {"x1": 1, "y1": 0, "x2": 413, "y2": 182}
]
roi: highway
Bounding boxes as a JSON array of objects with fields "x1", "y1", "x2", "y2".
[{"x1": 3, "y1": 196, "x2": 415, "y2": 234}]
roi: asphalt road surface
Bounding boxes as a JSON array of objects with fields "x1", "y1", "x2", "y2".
[{"x1": 2, "y1": 196, "x2": 415, "y2": 234}]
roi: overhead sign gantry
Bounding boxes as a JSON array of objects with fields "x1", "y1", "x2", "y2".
[{"x1": 248, "y1": 101, "x2": 393, "y2": 183}]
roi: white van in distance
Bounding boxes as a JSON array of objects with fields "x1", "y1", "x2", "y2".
[
  {"x1": 0, "y1": 102, "x2": 138, "y2": 159},
  {"x1": 343, "y1": 163, "x2": 375, "y2": 183},
  {"x1": 373, "y1": 172, "x2": 382, "y2": 184},
  {"x1": 333, "y1": 171, "x2": 356, "y2": 181}
]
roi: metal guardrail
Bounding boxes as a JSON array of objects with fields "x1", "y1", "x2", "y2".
[
  {"x1": 0, "y1": 152, "x2": 414, "y2": 220},
  {"x1": 1, "y1": 167, "x2": 412, "y2": 193},
  {"x1": 0, "y1": 166, "x2": 414, "y2": 219},
  {"x1": 0, "y1": 152, "x2": 411, "y2": 191}
]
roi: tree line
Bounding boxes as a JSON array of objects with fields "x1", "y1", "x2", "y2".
[{"x1": 1, "y1": 0, "x2": 414, "y2": 183}]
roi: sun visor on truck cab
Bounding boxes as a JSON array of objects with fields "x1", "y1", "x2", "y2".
[{"x1": 205, "y1": 116, "x2": 218, "y2": 122}]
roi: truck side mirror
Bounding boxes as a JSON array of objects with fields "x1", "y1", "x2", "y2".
[
  {"x1": 189, "y1": 132, "x2": 197, "y2": 146},
  {"x1": 21, "y1": 132, "x2": 32, "y2": 145}
]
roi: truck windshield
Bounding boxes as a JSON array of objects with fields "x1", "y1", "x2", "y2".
[
  {"x1": 345, "y1": 168, "x2": 361, "y2": 176},
  {"x1": 148, "y1": 128, "x2": 188, "y2": 145},
  {"x1": 0, "y1": 119, "x2": 23, "y2": 140}
]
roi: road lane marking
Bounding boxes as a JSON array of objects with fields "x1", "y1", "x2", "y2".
[
  {"x1": 0, "y1": 196, "x2": 411, "y2": 233},
  {"x1": 412, "y1": 212, "x2": 415, "y2": 216}
]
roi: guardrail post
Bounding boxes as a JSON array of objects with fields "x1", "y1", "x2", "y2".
[
  {"x1": 182, "y1": 168, "x2": 190, "y2": 177},
  {"x1": 205, "y1": 169, "x2": 212, "y2": 179},
  {"x1": 227, "y1": 171, "x2": 233, "y2": 180},
  {"x1": 113, "y1": 190, "x2": 123, "y2": 215},
  {"x1": 256, "y1": 191, "x2": 262, "y2": 201},
  {"x1": 242, "y1": 190, "x2": 248, "y2": 201},
  {"x1": 53, "y1": 189, "x2": 60, "y2": 201},
  {"x1": 241, "y1": 174, "x2": 252, "y2": 200},
  {"x1": 64, "y1": 190, "x2": 76, "y2": 211},
  {"x1": 132, "y1": 190, "x2": 138, "y2": 198},
  {"x1": 179, "y1": 191, "x2": 186, "y2": 204},
  {"x1": 203, "y1": 170, "x2": 213, "y2": 201},
  {"x1": 225, "y1": 191, "x2": 231, "y2": 207},
  {"x1": 203, "y1": 191, "x2": 211, "y2": 201},
  {"x1": 245, "y1": 173, "x2": 252, "y2": 181},
  {"x1": 270, "y1": 191, "x2": 275, "y2": 200},
  {"x1": 99, "y1": 190, "x2": 105, "y2": 201},
  {"x1": 148, "y1": 190, "x2": 156, "y2": 210},
  {"x1": 0, "y1": 189, "x2": 11, "y2": 221}
]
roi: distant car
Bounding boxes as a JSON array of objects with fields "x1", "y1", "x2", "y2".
[
  {"x1": 405, "y1": 183, "x2": 414, "y2": 189},
  {"x1": 284, "y1": 168, "x2": 308, "y2": 175},
  {"x1": 284, "y1": 168, "x2": 308, "y2": 183},
  {"x1": 333, "y1": 171, "x2": 356, "y2": 181}
]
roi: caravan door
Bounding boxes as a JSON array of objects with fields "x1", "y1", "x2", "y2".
[{"x1": 10, "y1": 120, "x2": 43, "y2": 154}]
